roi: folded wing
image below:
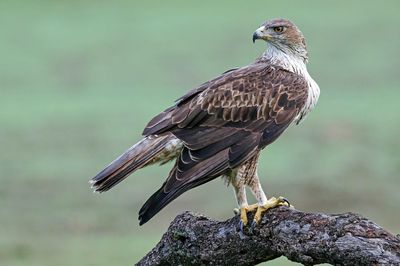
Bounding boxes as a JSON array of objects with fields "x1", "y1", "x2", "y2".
[{"x1": 139, "y1": 64, "x2": 308, "y2": 225}]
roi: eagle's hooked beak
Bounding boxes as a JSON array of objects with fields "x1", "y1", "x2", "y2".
[
  {"x1": 252, "y1": 26, "x2": 270, "y2": 43},
  {"x1": 252, "y1": 31, "x2": 259, "y2": 43}
]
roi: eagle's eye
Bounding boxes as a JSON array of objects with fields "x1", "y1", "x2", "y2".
[{"x1": 272, "y1": 26, "x2": 285, "y2": 33}]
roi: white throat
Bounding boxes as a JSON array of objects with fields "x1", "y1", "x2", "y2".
[
  {"x1": 262, "y1": 44, "x2": 307, "y2": 75},
  {"x1": 261, "y1": 44, "x2": 320, "y2": 124}
]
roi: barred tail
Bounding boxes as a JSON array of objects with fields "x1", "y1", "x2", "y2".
[{"x1": 90, "y1": 134, "x2": 180, "y2": 192}]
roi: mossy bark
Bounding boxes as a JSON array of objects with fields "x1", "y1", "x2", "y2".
[{"x1": 137, "y1": 207, "x2": 400, "y2": 265}]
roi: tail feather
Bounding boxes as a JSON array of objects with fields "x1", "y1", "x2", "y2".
[
  {"x1": 138, "y1": 148, "x2": 230, "y2": 225},
  {"x1": 90, "y1": 134, "x2": 180, "y2": 192}
]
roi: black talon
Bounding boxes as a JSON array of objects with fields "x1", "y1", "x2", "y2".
[
  {"x1": 250, "y1": 220, "x2": 257, "y2": 231},
  {"x1": 281, "y1": 197, "x2": 290, "y2": 207},
  {"x1": 239, "y1": 220, "x2": 244, "y2": 232}
]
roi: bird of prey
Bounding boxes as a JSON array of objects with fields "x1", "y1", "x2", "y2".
[{"x1": 90, "y1": 18, "x2": 320, "y2": 227}]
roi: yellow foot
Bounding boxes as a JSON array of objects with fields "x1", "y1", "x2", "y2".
[
  {"x1": 252, "y1": 196, "x2": 291, "y2": 226},
  {"x1": 234, "y1": 204, "x2": 258, "y2": 231}
]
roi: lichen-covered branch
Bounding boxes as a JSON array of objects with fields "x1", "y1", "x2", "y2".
[{"x1": 137, "y1": 207, "x2": 400, "y2": 265}]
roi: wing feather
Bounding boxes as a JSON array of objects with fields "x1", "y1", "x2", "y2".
[{"x1": 138, "y1": 63, "x2": 309, "y2": 224}]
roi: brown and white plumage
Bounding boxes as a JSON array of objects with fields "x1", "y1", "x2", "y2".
[{"x1": 90, "y1": 18, "x2": 320, "y2": 226}]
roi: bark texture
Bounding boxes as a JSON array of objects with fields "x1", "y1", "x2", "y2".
[{"x1": 137, "y1": 207, "x2": 400, "y2": 265}]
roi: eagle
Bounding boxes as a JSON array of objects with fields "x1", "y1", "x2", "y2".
[{"x1": 90, "y1": 18, "x2": 320, "y2": 227}]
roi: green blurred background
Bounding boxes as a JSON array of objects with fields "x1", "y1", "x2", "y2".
[{"x1": 1, "y1": 1, "x2": 399, "y2": 265}]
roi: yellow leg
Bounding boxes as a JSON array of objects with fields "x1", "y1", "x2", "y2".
[
  {"x1": 238, "y1": 204, "x2": 258, "y2": 226},
  {"x1": 234, "y1": 204, "x2": 258, "y2": 231},
  {"x1": 253, "y1": 196, "x2": 290, "y2": 225}
]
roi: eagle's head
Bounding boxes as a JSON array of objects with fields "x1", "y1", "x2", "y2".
[{"x1": 253, "y1": 18, "x2": 308, "y2": 61}]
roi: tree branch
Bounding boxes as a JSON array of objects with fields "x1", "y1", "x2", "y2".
[{"x1": 137, "y1": 207, "x2": 400, "y2": 265}]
